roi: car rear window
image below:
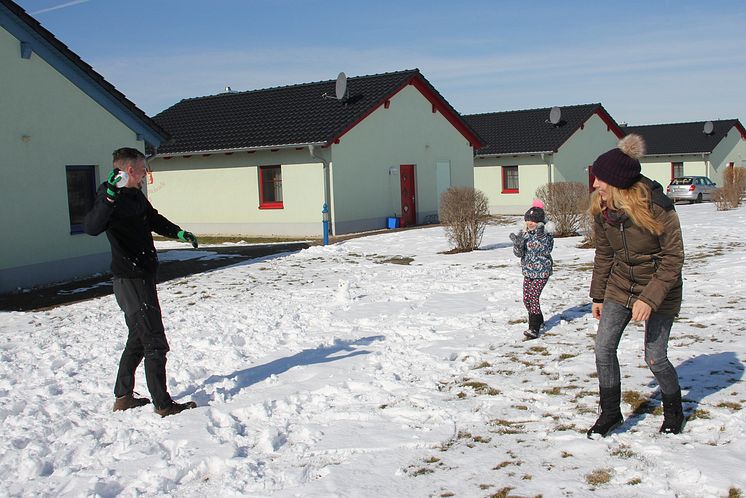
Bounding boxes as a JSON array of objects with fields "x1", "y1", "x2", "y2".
[{"x1": 670, "y1": 178, "x2": 693, "y2": 185}]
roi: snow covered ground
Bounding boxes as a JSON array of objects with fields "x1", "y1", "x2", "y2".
[{"x1": 1, "y1": 203, "x2": 744, "y2": 497}]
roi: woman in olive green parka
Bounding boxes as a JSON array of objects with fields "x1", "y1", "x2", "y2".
[{"x1": 586, "y1": 134, "x2": 686, "y2": 438}]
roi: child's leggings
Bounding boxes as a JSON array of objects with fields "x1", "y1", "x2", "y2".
[{"x1": 523, "y1": 277, "x2": 548, "y2": 314}]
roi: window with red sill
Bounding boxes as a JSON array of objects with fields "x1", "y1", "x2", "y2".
[
  {"x1": 502, "y1": 165, "x2": 519, "y2": 193},
  {"x1": 259, "y1": 165, "x2": 283, "y2": 209}
]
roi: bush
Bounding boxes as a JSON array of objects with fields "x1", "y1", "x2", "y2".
[
  {"x1": 578, "y1": 209, "x2": 596, "y2": 249},
  {"x1": 535, "y1": 182, "x2": 591, "y2": 238},
  {"x1": 439, "y1": 187, "x2": 490, "y2": 252},
  {"x1": 713, "y1": 166, "x2": 746, "y2": 210}
]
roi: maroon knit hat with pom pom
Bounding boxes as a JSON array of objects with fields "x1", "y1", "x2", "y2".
[{"x1": 591, "y1": 134, "x2": 646, "y2": 189}]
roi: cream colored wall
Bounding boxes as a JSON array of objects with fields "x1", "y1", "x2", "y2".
[
  {"x1": 640, "y1": 155, "x2": 706, "y2": 188},
  {"x1": 1, "y1": 26, "x2": 141, "y2": 291},
  {"x1": 474, "y1": 112, "x2": 619, "y2": 215},
  {"x1": 553, "y1": 113, "x2": 619, "y2": 183},
  {"x1": 474, "y1": 156, "x2": 548, "y2": 215},
  {"x1": 148, "y1": 149, "x2": 325, "y2": 236},
  {"x1": 329, "y1": 84, "x2": 474, "y2": 233}
]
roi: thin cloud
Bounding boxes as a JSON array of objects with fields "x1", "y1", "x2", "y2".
[
  {"x1": 87, "y1": 11, "x2": 746, "y2": 122},
  {"x1": 31, "y1": 0, "x2": 90, "y2": 15}
]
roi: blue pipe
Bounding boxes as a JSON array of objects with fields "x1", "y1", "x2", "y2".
[{"x1": 322, "y1": 203, "x2": 329, "y2": 246}]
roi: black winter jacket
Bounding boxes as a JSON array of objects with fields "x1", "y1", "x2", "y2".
[{"x1": 84, "y1": 183, "x2": 182, "y2": 278}]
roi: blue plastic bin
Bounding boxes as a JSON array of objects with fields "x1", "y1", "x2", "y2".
[{"x1": 386, "y1": 217, "x2": 400, "y2": 229}]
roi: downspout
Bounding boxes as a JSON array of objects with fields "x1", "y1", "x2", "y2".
[
  {"x1": 309, "y1": 145, "x2": 333, "y2": 242},
  {"x1": 541, "y1": 153, "x2": 553, "y2": 184}
]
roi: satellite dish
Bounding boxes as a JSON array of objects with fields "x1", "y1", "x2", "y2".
[
  {"x1": 549, "y1": 106, "x2": 562, "y2": 125},
  {"x1": 335, "y1": 72, "x2": 347, "y2": 100},
  {"x1": 703, "y1": 121, "x2": 714, "y2": 135}
]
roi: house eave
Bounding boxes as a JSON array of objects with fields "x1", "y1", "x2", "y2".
[
  {"x1": 642, "y1": 152, "x2": 711, "y2": 158},
  {"x1": 475, "y1": 150, "x2": 555, "y2": 159},
  {"x1": 152, "y1": 142, "x2": 327, "y2": 159}
]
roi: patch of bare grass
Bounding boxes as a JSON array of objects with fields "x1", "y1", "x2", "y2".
[
  {"x1": 610, "y1": 444, "x2": 636, "y2": 459},
  {"x1": 460, "y1": 380, "x2": 500, "y2": 396},
  {"x1": 527, "y1": 345, "x2": 550, "y2": 356},
  {"x1": 585, "y1": 468, "x2": 614, "y2": 486},
  {"x1": 379, "y1": 256, "x2": 414, "y2": 265},
  {"x1": 716, "y1": 401, "x2": 742, "y2": 411},
  {"x1": 689, "y1": 408, "x2": 711, "y2": 420},
  {"x1": 622, "y1": 390, "x2": 655, "y2": 415},
  {"x1": 489, "y1": 419, "x2": 527, "y2": 435}
]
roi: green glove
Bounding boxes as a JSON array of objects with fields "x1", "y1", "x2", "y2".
[
  {"x1": 178, "y1": 230, "x2": 198, "y2": 248},
  {"x1": 105, "y1": 168, "x2": 125, "y2": 202}
]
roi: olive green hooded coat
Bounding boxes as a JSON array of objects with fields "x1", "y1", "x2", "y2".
[{"x1": 590, "y1": 179, "x2": 684, "y2": 316}]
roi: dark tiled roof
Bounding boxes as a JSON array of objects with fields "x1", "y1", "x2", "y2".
[
  {"x1": 622, "y1": 120, "x2": 746, "y2": 155},
  {"x1": 151, "y1": 69, "x2": 482, "y2": 155},
  {"x1": 464, "y1": 103, "x2": 622, "y2": 156},
  {"x1": 1, "y1": 0, "x2": 169, "y2": 144}
]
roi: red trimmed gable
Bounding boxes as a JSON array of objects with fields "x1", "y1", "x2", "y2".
[
  {"x1": 735, "y1": 120, "x2": 746, "y2": 140},
  {"x1": 328, "y1": 74, "x2": 483, "y2": 149},
  {"x1": 595, "y1": 107, "x2": 625, "y2": 139}
]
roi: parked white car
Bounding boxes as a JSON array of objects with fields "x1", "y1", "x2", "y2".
[{"x1": 666, "y1": 176, "x2": 717, "y2": 203}]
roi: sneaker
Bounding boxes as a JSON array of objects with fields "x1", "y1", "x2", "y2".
[
  {"x1": 155, "y1": 400, "x2": 197, "y2": 418},
  {"x1": 113, "y1": 393, "x2": 151, "y2": 412},
  {"x1": 523, "y1": 328, "x2": 539, "y2": 339}
]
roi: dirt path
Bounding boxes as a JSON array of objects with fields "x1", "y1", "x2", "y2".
[{"x1": 0, "y1": 243, "x2": 310, "y2": 312}]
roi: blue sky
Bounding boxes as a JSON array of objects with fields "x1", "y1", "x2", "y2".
[{"x1": 15, "y1": 0, "x2": 746, "y2": 124}]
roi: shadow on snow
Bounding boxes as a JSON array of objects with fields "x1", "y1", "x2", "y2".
[
  {"x1": 542, "y1": 302, "x2": 592, "y2": 332},
  {"x1": 178, "y1": 335, "x2": 385, "y2": 405},
  {"x1": 622, "y1": 351, "x2": 744, "y2": 430}
]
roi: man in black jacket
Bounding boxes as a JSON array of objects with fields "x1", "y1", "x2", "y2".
[{"x1": 85, "y1": 147, "x2": 198, "y2": 417}]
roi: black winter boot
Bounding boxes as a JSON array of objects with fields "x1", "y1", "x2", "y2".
[
  {"x1": 538, "y1": 312, "x2": 544, "y2": 329},
  {"x1": 523, "y1": 313, "x2": 541, "y2": 339},
  {"x1": 659, "y1": 390, "x2": 686, "y2": 434},
  {"x1": 587, "y1": 385, "x2": 624, "y2": 438}
]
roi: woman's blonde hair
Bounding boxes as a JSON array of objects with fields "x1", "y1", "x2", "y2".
[{"x1": 590, "y1": 181, "x2": 664, "y2": 235}]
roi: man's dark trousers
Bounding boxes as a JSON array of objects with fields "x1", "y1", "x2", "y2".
[{"x1": 112, "y1": 276, "x2": 172, "y2": 409}]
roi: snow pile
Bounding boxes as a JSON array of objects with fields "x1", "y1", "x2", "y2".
[{"x1": 1, "y1": 203, "x2": 745, "y2": 497}]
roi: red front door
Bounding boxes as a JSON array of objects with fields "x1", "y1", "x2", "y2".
[{"x1": 399, "y1": 164, "x2": 416, "y2": 228}]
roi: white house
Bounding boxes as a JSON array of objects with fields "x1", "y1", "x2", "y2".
[
  {"x1": 621, "y1": 119, "x2": 746, "y2": 188},
  {"x1": 464, "y1": 104, "x2": 624, "y2": 214},
  {"x1": 0, "y1": 0, "x2": 169, "y2": 293},
  {"x1": 148, "y1": 69, "x2": 483, "y2": 237}
]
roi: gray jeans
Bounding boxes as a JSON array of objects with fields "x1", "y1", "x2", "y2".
[{"x1": 595, "y1": 300, "x2": 680, "y2": 395}]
